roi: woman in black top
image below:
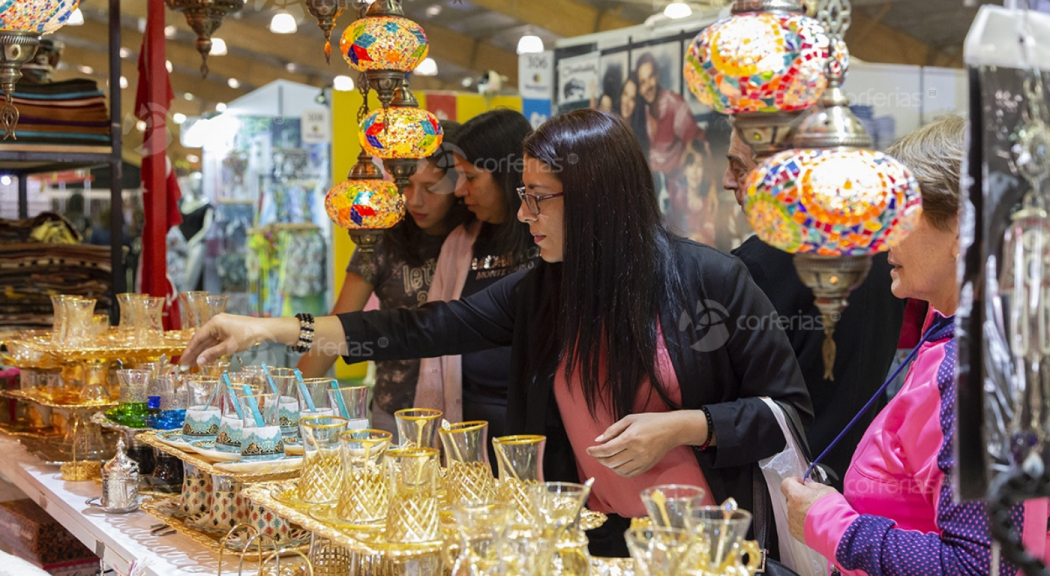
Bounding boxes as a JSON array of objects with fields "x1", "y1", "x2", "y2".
[{"x1": 183, "y1": 109, "x2": 811, "y2": 557}]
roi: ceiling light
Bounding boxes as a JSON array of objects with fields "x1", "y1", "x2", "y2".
[
  {"x1": 67, "y1": 8, "x2": 84, "y2": 26},
  {"x1": 415, "y1": 57, "x2": 438, "y2": 76},
  {"x1": 425, "y1": 5, "x2": 441, "y2": 17},
  {"x1": 285, "y1": 62, "x2": 297, "y2": 72},
  {"x1": 166, "y1": 60, "x2": 173, "y2": 73},
  {"x1": 164, "y1": 25, "x2": 176, "y2": 38},
  {"x1": 270, "y1": 12, "x2": 297, "y2": 34},
  {"x1": 216, "y1": 102, "x2": 227, "y2": 112},
  {"x1": 184, "y1": 93, "x2": 195, "y2": 101},
  {"x1": 227, "y1": 77, "x2": 241, "y2": 89},
  {"x1": 119, "y1": 76, "x2": 128, "y2": 89},
  {"x1": 137, "y1": 18, "x2": 146, "y2": 33},
  {"x1": 173, "y1": 113, "x2": 187, "y2": 125},
  {"x1": 663, "y1": 1, "x2": 692, "y2": 19},
  {"x1": 119, "y1": 47, "x2": 131, "y2": 58},
  {"x1": 1, "y1": 176, "x2": 11, "y2": 186},
  {"x1": 516, "y1": 34, "x2": 544, "y2": 55},
  {"x1": 333, "y1": 75, "x2": 355, "y2": 91},
  {"x1": 461, "y1": 77, "x2": 473, "y2": 88},
  {"x1": 210, "y1": 38, "x2": 228, "y2": 56},
  {"x1": 187, "y1": 154, "x2": 200, "y2": 163},
  {"x1": 136, "y1": 120, "x2": 147, "y2": 131},
  {"x1": 77, "y1": 65, "x2": 93, "y2": 75}
]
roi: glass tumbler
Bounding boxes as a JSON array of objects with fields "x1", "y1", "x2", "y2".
[
  {"x1": 385, "y1": 446, "x2": 441, "y2": 544},
  {"x1": 328, "y1": 384, "x2": 369, "y2": 430},
  {"x1": 298, "y1": 415, "x2": 349, "y2": 504},
  {"x1": 439, "y1": 421, "x2": 496, "y2": 508},
  {"x1": 493, "y1": 435, "x2": 546, "y2": 525},
  {"x1": 336, "y1": 429, "x2": 392, "y2": 526},
  {"x1": 239, "y1": 392, "x2": 286, "y2": 461},
  {"x1": 394, "y1": 408, "x2": 442, "y2": 449}
]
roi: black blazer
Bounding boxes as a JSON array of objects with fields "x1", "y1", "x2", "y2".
[{"x1": 338, "y1": 237, "x2": 812, "y2": 521}]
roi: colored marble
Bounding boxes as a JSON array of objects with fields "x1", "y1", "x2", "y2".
[
  {"x1": 340, "y1": 15, "x2": 428, "y2": 73},
  {"x1": 684, "y1": 12, "x2": 832, "y2": 114},
  {"x1": 744, "y1": 148, "x2": 922, "y2": 257},
  {"x1": 358, "y1": 106, "x2": 443, "y2": 159},
  {"x1": 0, "y1": 0, "x2": 79, "y2": 35},
  {"x1": 325, "y1": 179, "x2": 404, "y2": 230}
]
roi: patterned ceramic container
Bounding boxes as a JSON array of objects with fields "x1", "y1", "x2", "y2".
[
  {"x1": 684, "y1": 12, "x2": 832, "y2": 114},
  {"x1": 340, "y1": 16, "x2": 428, "y2": 73},
  {"x1": 325, "y1": 179, "x2": 404, "y2": 230},
  {"x1": 744, "y1": 148, "x2": 923, "y2": 257}
]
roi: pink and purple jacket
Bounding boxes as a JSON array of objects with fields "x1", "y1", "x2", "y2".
[{"x1": 804, "y1": 313, "x2": 1050, "y2": 575}]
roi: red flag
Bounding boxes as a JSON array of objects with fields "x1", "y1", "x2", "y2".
[{"x1": 136, "y1": 0, "x2": 181, "y2": 328}]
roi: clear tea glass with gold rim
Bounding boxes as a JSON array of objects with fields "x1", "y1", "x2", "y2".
[
  {"x1": 298, "y1": 415, "x2": 348, "y2": 503},
  {"x1": 439, "y1": 420, "x2": 496, "y2": 508},
  {"x1": 493, "y1": 434, "x2": 546, "y2": 525},
  {"x1": 336, "y1": 428, "x2": 392, "y2": 526},
  {"x1": 394, "y1": 408, "x2": 442, "y2": 449},
  {"x1": 385, "y1": 446, "x2": 441, "y2": 544}
]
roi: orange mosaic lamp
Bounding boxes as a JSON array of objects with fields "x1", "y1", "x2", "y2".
[{"x1": 325, "y1": 153, "x2": 404, "y2": 253}]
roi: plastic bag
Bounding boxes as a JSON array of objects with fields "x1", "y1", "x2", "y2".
[{"x1": 757, "y1": 397, "x2": 830, "y2": 576}]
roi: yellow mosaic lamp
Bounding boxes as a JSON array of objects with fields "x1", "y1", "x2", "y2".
[
  {"x1": 340, "y1": 0, "x2": 428, "y2": 107},
  {"x1": 325, "y1": 151, "x2": 404, "y2": 253}
]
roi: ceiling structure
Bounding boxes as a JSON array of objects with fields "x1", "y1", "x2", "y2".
[{"x1": 42, "y1": 0, "x2": 1000, "y2": 164}]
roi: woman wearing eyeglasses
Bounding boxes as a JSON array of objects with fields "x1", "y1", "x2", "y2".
[
  {"x1": 415, "y1": 109, "x2": 540, "y2": 448},
  {"x1": 182, "y1": 109, "x2": 811, "y2": 557}
]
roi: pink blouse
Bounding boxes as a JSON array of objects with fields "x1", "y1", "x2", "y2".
[{"x1": 552, "y1": 324, "x2": 714, "y2": 518}]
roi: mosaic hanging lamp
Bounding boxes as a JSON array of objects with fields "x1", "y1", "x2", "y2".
[
  {"x1": 303, "y1": 0, "x2": 344, "y2": 64},
  {"x1": 359, "y1": 86, "x2": 443, "y2": 193},
  {"x1": 0, "y1": 0, "x2": 80, "y2": 139},
  {"x1": 742, "y1": 0, "x2": 923, "y2": 379},
  {"x1": 326, "y1": 75, "x2": 404, "y2": 252},
  {"x1": 684, "y1": 0, "x2": 834, "y2": 158},
  {"x1": 165, "y1": 0, "x2": 245, "y2": 78},
  {"x1": 340, "y1": 0, "x2": 428, "y2": 108}
]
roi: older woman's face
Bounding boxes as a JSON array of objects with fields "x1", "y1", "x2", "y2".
[{"x1": 887, "y1": 214, "x2": 959, "y2": 314}]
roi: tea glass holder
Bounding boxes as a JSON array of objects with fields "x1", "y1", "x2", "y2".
[
  {"x1": 267, "y1": 368, "x2": 300, "y2": 438},
  {"x1": 238, "y1": 392, "x2": 286, "y2": 461},
  {"x1": 183, "y1": 376, "x2": 222, "y2": 441}
]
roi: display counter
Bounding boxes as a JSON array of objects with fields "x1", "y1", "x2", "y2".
[{"x1": 0, "y1": 433, "x2": 259, "y2": 576}]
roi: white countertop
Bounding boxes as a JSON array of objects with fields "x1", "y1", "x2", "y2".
[{"x1": 0, "y1": 434, "x2": 255, "y2": 576}]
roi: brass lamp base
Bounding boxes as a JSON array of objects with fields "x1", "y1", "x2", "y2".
[
  {"x1": 304, "y1": 0, "x2": 343, "y2": 64},
  {"x1": 165, "y1": 0, "x2": 245, "y2": 78},
  {"x1": 348, "y1": 230, "x2": 383, "y2": 253},
  {"x1": 0, "y1": 31, "x2": 41, "y2": 140},
  {"x1": 792, "y1": 254, "x2": 872, "y2": 380},
  {"x1": 366, "y1": 70, "x2": 407, "y2": 109},
  {"x1": 384, "y1": 158, "x2": 417, "y2": 195}
]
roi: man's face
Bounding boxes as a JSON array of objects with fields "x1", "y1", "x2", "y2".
[
  {"x1": 722, "y1": 129, "x2": 758, "y2": 209},
  {"x1": 638, "y1": 62, "x2": 658, "y2": 105}
]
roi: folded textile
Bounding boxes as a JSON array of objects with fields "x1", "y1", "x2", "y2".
[
  {"x1": 14, "y1": 78, "x2": 100, "y2": 95},
  {"x1": 8, "y1": 132, "x2": 111, "y2": 144}
]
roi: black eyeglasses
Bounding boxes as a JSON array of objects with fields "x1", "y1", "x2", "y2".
[{"x1": 516, "y1": 186, "x2": 564, "y2": 216}]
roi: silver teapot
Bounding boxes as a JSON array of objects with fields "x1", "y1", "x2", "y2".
[{"x1": 96, "y1": 437, "x2": 141, "y2": 513}]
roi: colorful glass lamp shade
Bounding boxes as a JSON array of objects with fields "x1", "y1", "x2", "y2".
[
  {"x1": 340, "y1": 12, "x2": 428, "y2": 107},
  {"x1": 0, "y1": 0, "x2": 81, "y2": 139},
  {"x1": 744, "y1": 148, "x2": 922, "y2": 257},
  {"x1": 359, "y1": 106, "x2": 443, "y2": 160},
  {"x1": 325, "y1": 174, "x2": 404, "y2": 253},
  {"x1": 165, "y1": 0, "x2": 245, "y2": 78}
]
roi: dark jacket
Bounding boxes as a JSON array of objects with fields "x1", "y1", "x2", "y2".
[
  {"x1": 338, "y1": 238, "x2": 812, "y2": 528},
  {"x1": 733, "y1": 236, "x2": 905, "y2": 487}
]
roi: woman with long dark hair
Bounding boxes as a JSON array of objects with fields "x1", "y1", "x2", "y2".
[
  {"x1": 184, "y1": 109, "x2": 811, "y2": 557},
  {"x1": 297, "y1": 120, "x2": 469, "y2": 438},
  {"x1": 413, "y1": 109, "x2": 539, "y2": 443}
]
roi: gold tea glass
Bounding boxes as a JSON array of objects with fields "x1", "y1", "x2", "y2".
[
  {"x1": 202, "y1": 294, "x2": 228, "y2": 323},
  {"x1": 334, "y1": 429, "x2": 392, "y2": 526},
  {"x1": 135, "y1": 296, "x2": 164, "y2": 344},
  {"x1": 531, "y1": 481, "x2": 594, "y2": 576},
  {"x1": 626, "y1": 526, "x2": 705, "y2": 576},
  {"x1": 493, "y1": 435, "x2": 546, "y2": 525},
  {"x1": 178, "y1": 291, "x2": 209, "y2": 329},
  {"x1": 238, "y1": 392, "x2": 286, "y2": 461},
  {"x1": 328, "y1": 385, "x2": 369, "y2": 430},
  {"x1": 641, "y1": 484, "x2": 708, "y2": 530},
  {"x1": 61, "y1": 296, "x2": 97, "y2": 347},
  {"x1": 298, "y1": 415, "x2": 348, "y2": 504},
  {"x1": 385, "y1": 446, "x2": 442, "y2": 544},
  {"x1": 439, "y1": 421, "x2": 496, "y2": 507},
  {"x1": 684, "y1": 507, "x2": 762, "y2": 575},
  {"x1": 116, "y1": 293, "x2": 144, "y2": 340},
  {"x1": 444, "y1": 501, "x2": 514, "y2": 576},
  {"x1": 267, "y1": 367, "x2": 300, "y2": 437},
  {"x1": 394, "y1": 408, "x2": 442, "y2": 448}
]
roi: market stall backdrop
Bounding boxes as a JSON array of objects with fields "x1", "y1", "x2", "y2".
[{"x1": 551, "y1": 14, "x2": 970, "y2": 252}]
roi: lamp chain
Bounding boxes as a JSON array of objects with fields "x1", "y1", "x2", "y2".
[{"x1": 357, "y1": 72, "x2": 370, "y2": 125}]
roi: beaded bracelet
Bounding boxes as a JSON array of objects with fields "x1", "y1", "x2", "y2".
[
  {"x1": 698, "y1": 406, "x2": 715, "y2": 451},
  {"x1": 290, "y1": 313, "x2": 315, "y2": 354}
]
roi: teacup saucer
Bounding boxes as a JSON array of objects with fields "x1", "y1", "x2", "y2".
[{"x1": 188, "y1": 440, "x2": 240, "y2": 463}]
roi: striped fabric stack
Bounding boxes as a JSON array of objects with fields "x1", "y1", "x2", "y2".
[{"x1": 11, "y1": 79, "x2": 110, "y2": 146}]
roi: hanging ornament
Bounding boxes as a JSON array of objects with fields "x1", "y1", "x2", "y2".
[
  {"x1": 0, "y1": 0, "x2": 80, "y2": 139},
  {"x1": 164, "y1": 0, "x2": 245, "y2": 78},
  {"x1": 341, "y1": 0, "x2": 428, "y2": 108},
  {"x1": 303, "y1": 0, "x2": 344, "y2": 64}
]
